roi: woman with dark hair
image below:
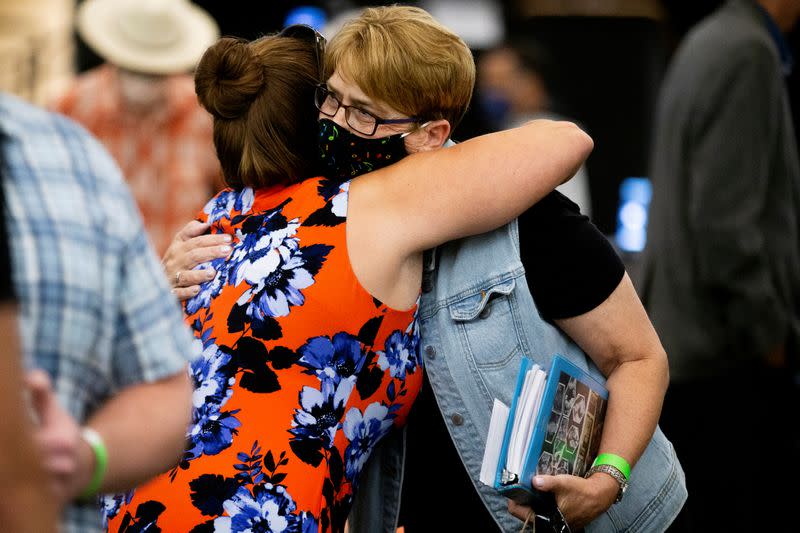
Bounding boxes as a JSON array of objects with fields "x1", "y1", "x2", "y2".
[{"x1": 106, "y1": 27, "x2": 591, "y2": 532}]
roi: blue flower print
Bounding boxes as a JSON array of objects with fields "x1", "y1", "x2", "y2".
[
  {"x1": 298, "y1": 333, "x2": 367, "y2": 384},
  {"x1": 316, "y1": 178, "x2": 343, "y2": 202},
  {"x1": 376, "y1": 330, "x2": 419, "y2": 380},
  {"x1": 290, "y1": 378, "x2": 354, "y2": 450},
  {"x1": 406, "y1": 312, "x2": 422, "y2": 367},
  {"x1": 204, "y1": 187, "x2": 254, "y2": 224},
  {"x1": 213, "y1": 484, "x2": 300, "y2": 533},
  {"x1": 185, "y1": 255, "x2": 229, "y2": 315},
  {"x1": 101, "y1": 491, "x2": 133, "y2": 527},
  {"x1": 329, "y1": 181, "x2": 349, "y2": 218},
  {"x1": 189, "y1": 330, "x2": 236, "y2": 409},
  {"x1": 299, "y1": 511, "x2": 319, "y2": 533},
  {"x1": 229, "y1": 207, "x2": 330, "y2": 308},
  {"x1": 289, "y1": 378, "x2": 356, "y2": 467},
  {"x1": 229, "y1": 209, "x2": 301, "y2": 290},
  {"x1": 234, "y1": 242, "x2": 331, "y2": 316},
  {"x1": 303, "y1": 180, "x2": 350, "y2": 227},
  {"x1": 342, "y1": 403, "x2": 394, "y2": 483},
  {"x1": 186, "y1": 403, "x2": 241, "y2": 459},
  {"x1": 234, "y1": 243, "x2": 332, "y2": 339}
]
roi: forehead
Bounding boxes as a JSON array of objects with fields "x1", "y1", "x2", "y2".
[{"x1": 326, "y1": 70, "x2": 401, "y2": 117}]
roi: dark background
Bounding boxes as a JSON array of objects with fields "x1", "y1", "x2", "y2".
[{"x1": 74, "y1": 0, "x2": 799, "y2": 235}]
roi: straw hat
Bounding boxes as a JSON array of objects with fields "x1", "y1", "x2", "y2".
[{"x1": 76, "y1": 0, "x2": 220, "y2": 75}]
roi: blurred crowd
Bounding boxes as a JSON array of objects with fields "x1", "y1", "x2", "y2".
[{"x1": 1, "y1": 1, "x2": 798, "y2": 532}]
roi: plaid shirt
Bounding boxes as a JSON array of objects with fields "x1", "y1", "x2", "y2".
[
  {"x1": 52, "y1": 64, "x2": 223, "y2": 255},
  {"x1": 0, "y1": 92, "x2": 197, "y2": 533}
]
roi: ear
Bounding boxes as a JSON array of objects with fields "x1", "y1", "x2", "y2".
[{"x1": 405, "y1": 119, "x2": 451, "y2": 153}]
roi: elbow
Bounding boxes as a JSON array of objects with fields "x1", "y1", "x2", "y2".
[
  {"x1": 557, "y1": 121, "x2": 593, "y2": 184},
  {"x1": 568, "y1": 122, "x2": 594, "y2": 163},
  {"x1": 653, "y1": 346, "x2": 670, "y2": 396}
]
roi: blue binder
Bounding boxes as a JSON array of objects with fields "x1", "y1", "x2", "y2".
[{"x1": 493, "y1": 354, "x2": 609, "y2": 508}]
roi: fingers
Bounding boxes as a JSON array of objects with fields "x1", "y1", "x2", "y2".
[
  {"x1": 175, "y1": 220, "x2": 210, "y2": 242},
  {"x1": 162, "y1": 222, "x2": 230, "y2": 276},
  {"x1": 532, "y1": 474, "x2": 554, "y2": 492},
  {"x1": 184, "y1": 242, "x2": 231, "y2": 270},
  {"x1": 507, "y1": 499, "x2": 533, "y2": 522},
  {"x1": 173, "y1": 286, "x2": 201, "y2": 302},
  {"x1": 175, "y1": 268, "x2": 216, "y2": 288},
  {"x1": 164, "y1": 239, "x2": 230, "y2": 283},
  {"x1": 185, "y1": 232, "x2": 233, "y2": 250}
]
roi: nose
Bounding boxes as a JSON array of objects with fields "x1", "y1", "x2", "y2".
[{"x1": 330, "y1": 105, "x2": 349, "y2": 129}]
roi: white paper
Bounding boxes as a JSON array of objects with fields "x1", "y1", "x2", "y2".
[
  {"x1": 479, "y1": 398, "x2": 510, "y2": 486},
  {"x1": 508, "y1": 366, "x2": 546, "y2": 476}
]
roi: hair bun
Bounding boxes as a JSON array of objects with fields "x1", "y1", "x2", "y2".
[{"x1": 195, "y1": 37, "x2": 265, "y2": 120}]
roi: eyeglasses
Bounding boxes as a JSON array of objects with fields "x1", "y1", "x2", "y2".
[
  {"x1": 314, "y1": 84, "x2": 422, "y2": 137},
  {"x1": 278, "y1": 24, "x2": 326, "y2": 83}
]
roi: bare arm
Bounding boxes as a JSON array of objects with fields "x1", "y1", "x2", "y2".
[
  {"x1": 85, "y1": 369, "x2": 193, "y2": 493},
  {"x1": 163, "y1": 121, "x2": 592, "y2": 306},
  {"x1": 356, "y1": 119, "x2": 593, "y2": 255},
  {"x1": 509, "y1": 273, "x2": 668, "y2": 528},
  {"x1": 557, "y1": 274, "x2": 668, "y2": 468},
  {"x1": 0, "y1": 304, "x2": 58, "y2": 532},
  {"x1": 29, "y1": 368, "x2": 192, "y2": 502}
]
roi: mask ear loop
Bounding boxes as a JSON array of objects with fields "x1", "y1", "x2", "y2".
[{"x1": 400, "y1": 121, "x2": 431, "y2": 139}]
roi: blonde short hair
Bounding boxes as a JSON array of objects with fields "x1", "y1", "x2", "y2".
[{"x1": 325, "y1": 5, "x2": 475, "y2": 131}]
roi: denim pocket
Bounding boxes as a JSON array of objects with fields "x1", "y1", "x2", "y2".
[{"x1": 449, "y1": 276, "x2": 523, "y2": 370}]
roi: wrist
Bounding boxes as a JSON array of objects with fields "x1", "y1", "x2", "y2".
[
  {"x1": 585, "y1": 468, "x2": 623, "y2": 504},
  {"x1": 591, "y1": 453, "x2": 631, "y2": 479},
  {"x1": 76, "y1": 427, "x2": 108, "y2": 502},
  {"x1": 585, "y1": 463, "x2": 629, "y2": 503}
]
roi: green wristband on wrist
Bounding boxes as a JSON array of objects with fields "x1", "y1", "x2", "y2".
[
  {"x1": 592, "y1": 453, "x2": 630, "y2": 480},
  {"x1": 79, "y1": 427, "x2": 108, "y2": 501}
]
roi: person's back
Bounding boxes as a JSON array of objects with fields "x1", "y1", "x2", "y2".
[
  {"x1": 645, "y1": 0, "x2": 800, "y2": 379},
  {"x1": 0, "y1": 140, "x2": 58, "y2": 532},
  {"x1": 110, "y1": 176, "x2": 424, "y2": 531},
  {"x1": 1, "y1": 90, "x2": 195, "y2": 532},
  {"x1": 2, "y1": 92, "x2": 190, "y2": 418},
  {"x1": 104, "y1": 31, "x2": 414, "y2": 531},
  {"x1": 645, "y1": 0, "x2": 800, "y2": 530}
]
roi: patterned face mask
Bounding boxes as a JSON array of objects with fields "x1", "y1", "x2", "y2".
[{"x1": 317, "y1": 119, "x2": 409, "y2": 181}]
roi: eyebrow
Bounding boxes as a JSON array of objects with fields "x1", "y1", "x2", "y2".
[{"x1": 326, "y1": 80, "x2": 376, "y2": 112}]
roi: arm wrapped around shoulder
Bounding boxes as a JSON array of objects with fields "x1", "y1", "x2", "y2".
[{"x1": 518, "y1": 119, "x2": 594, "y2": 185}]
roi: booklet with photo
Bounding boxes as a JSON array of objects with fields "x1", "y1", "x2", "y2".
[{"x1": 479, "y1": 354, "x2": 609, "y2": 515}]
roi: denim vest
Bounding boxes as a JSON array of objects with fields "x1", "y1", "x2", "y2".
[{"x1": 349, "y1": 220, "x2": 687, "y2": 532}]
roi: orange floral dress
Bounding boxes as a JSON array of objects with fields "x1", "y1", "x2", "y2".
[{"x1": 105, "y1": 177, "x2": 422, "y2": 533}]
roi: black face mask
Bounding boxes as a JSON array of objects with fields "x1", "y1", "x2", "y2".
[{"x1": 317, "y1": 119, "x2": 409, "y2": 182}]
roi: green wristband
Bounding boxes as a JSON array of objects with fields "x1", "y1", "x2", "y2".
[
  {"x1": 592, "y1": 453, "x2": 630, "y2": 480},
  {"x1": 79, "y1": 427, "x2": 108, "y2": 501}
]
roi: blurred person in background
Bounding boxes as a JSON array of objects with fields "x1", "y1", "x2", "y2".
[
  {"x1": 104, "y1": 22, "x2": 592, "y2": 532},
  {"x1": 165, "y1": 6, "x2": 686, "y2": 532},
  {"x1": 0, "y1": 162, "x2": 57, "y2": 532},
  {"x1": 478, "y1": 38, "x2": 592, "y2": 217},
  {"x1": 1, "y1": 87, "x2": 196, "y2": 532},
  {"x1": 643, "y1": 0, "x2": 800, "y2": 530},
  {"x1": 51, "y1": 0, "x2": 223, "y2": 255}
]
